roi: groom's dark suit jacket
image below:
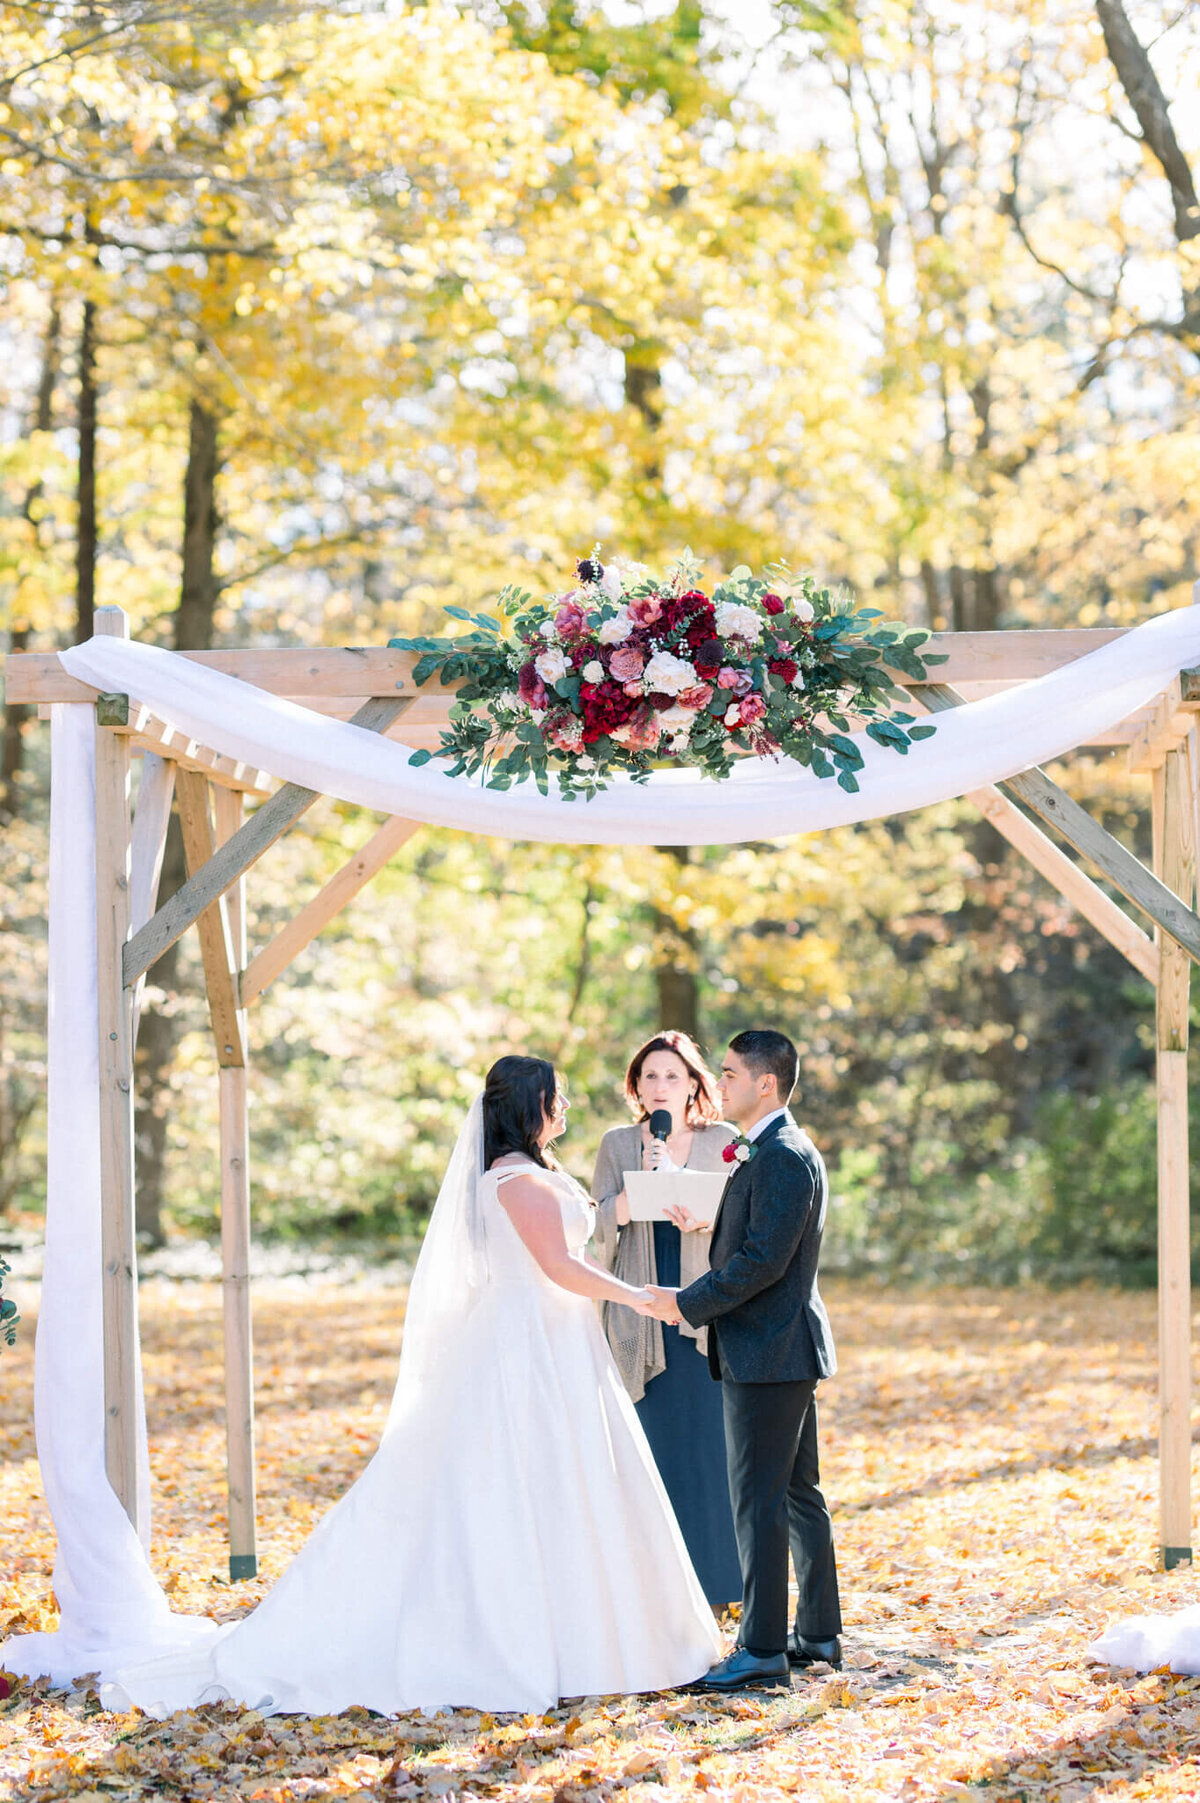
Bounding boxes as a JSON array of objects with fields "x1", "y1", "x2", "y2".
[{"x1": 676, "y1": 1112, "x2": 835, "y2": 1384}]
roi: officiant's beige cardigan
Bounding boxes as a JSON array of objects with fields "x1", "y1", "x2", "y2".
[{"x1": 591, "y1": 1121, "x2": 737, "y2": 1404}]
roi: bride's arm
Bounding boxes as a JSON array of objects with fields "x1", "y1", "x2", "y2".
[{"x1": 497, "y1": 1172, "x2": 656, "y2": 1310}]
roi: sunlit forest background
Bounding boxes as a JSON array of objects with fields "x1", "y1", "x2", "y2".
[{"x1": 1, "y1": 0, "x2": 1198, "y2": 1281}]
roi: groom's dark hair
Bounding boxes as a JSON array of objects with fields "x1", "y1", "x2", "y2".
[
  {"x1": 483, "y1": 1055, "x2": 560, "y2": 1170},
  {"x1": 729, "y1": 1030, "x2": 799, "y2": 1104}
]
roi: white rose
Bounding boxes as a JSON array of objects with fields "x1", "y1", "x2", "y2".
[
  {"x1": 791, "y1": 669, "x2": 806, "y2": 691},
  {"x1": 643, "y1": 650, "x2": 698, "y2": 695},
  {"x1": 714, "y1": 601, "x2": 763, "y2": 643},
  {"x1": 582, "y1": 659, "x2": 605, "y2": 683},
  {"x1": 794, "y1": 597, "x2": 815, "y2": 624},
  {"x1": 658, "y1": 704, "x2": 696, "y2": 738},
  {"x1": 734, "y1": 1143, "x2": 751, "y2": 1163},
  {"x1": 539, "y1": 619, "x2": 558, "y2": 639},
  {"x1": 600, "y1": 564, "x2": 624, "y2": 601},
  {"x1": 724, "y1": 703, "x2": 742, "y2": 727},
  {"x1": 535, "y1": 647, "x2": 568, "y2": 683},
  {"x1": 494, "y1": 690, "x2": 521, "y2": 713},
  {"x1": 598, "y1": 611, "x2": 634, "y2": 645}
]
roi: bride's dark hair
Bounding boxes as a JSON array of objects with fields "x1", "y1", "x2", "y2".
[{"x1": 483, "y1": 1055, "x2": 560, "y2": 1170}]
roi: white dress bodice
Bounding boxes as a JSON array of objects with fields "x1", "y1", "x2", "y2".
[{"x1": 480, "y1": 1162, "x2": 595, "y2": 1283}]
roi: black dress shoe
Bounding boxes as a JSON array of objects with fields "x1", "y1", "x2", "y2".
[
  {"x1": 787, "y1": 1632, "x2": 842, "y2": 1670},
  {"x1": 693, "y1": 1646, "x2": 790, "y2": 1692}
]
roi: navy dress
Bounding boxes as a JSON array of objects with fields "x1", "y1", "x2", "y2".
[{"x1": 635, "y1": 1219, "x2": 742, "y2": 1608}]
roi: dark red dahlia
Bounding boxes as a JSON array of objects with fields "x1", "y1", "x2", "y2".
[
  {"x1": 768, "y1": 657, "x2": 799, "y2": 684},
  {"x1": 579, "y1": 680, "x2": 637, "y2": 743},
  {"x1": 517, "y1": 661, "x2": 548, "y2": 709},
  {"x1": 763, "y1": 592, "x2": 785, "y2": 615}
]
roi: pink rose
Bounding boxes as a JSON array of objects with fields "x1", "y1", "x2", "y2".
[
  {"x1": 545, "y1": 710, "x2": 584, "y2": 753},
  {"x1": 677, "y1": 684, "x2": 714, "y2": 710},
  {"x1": 612, "y1": 704, "x2": 661, "y2": 752},
  {"x1": 739, "y1": 693, "x2": 768, "y2": 725},
  {"x1": 627, "y1": 595, "x2": 663, "y2": 627},
  {"x1": 555, "y1": 599, "x2": 588, "y2": 639},
  {"x1": 717, "y1": 666, "x2": 752, "y2": 694},
  {"x1": 517, "y1": 661, "x2": 548, "y2": 709},
  {"x1": 609, "y1": 644, "x2": 646, "y2": 682}
]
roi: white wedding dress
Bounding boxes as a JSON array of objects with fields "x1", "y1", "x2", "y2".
[
  {"x1": 1089, "y1": 1608, "x2": 1200, "y2": 1675},
  {"x1": 104, "y1": 1129, "x2": 720, "y2": 1718}
]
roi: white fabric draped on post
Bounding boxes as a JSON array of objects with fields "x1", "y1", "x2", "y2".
[{"x1": 4, "y1": 605, "x2": 1200, "y2": 1686}]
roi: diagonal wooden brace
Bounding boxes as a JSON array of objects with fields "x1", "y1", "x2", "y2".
[
  {"x1": 918, "y1": 682, "x2": 1200, "y2": 967},
  {"x1": 122, "y1": 696, "x2": 412, "y2": 988}
]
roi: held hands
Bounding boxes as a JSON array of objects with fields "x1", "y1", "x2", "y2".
[{"x1": 640, "y1": 1285, "x2": 683, "y2": 1326}]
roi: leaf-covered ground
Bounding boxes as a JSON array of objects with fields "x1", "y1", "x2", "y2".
[{"x1": 4, "y1": 1276, "x2": 1200, "y2": 1801}]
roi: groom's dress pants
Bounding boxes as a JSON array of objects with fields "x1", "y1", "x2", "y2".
[{"x1": 722, "y1": 1375, "x2": 842, "y2": 1657}]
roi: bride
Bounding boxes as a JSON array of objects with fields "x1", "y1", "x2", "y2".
[{"x1": 105, "y1": 1055, "x2": 721, "y2": 1717}]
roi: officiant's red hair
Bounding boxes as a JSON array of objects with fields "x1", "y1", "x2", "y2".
[{"x1": 624, "y1": 1032, "x2": 723, "y2": 1126}]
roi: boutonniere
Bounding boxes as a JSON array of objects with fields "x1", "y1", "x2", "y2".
[{"x1": 721, "y1": 1137, "x2": 756, "y2": 1166}]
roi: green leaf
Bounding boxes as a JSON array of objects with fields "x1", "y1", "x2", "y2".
[
  {"x1": 407, "y1": 748, "x2": 433, "y2": 767},
  {"x1": 908, "y1": 723, "x2": 937, "y2": 740},
  {"x1": 837, "y1": 769, "x2": 860, "y2": 793}
]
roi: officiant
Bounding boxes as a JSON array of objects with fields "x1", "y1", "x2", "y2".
[{"x1": 591, "y1": 1032, "x2": 741, "y2": 1608}]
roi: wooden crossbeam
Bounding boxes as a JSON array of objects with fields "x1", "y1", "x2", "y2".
[
  {"x1": 967, "y1": 785, "x2": 1158, "y2": 984},
  {"x1": 6, "y1": 628, "x2": 1137, "y2": 708},
  {"x1": 175, "y1": 769, "x2": 247, "y2": 1068},
  {"x1": 918, "y1": 684, "x2": 1200, "y2": 967},
  {"x1": 241, "y1": 813, "x2": 421, "y2": 1006},
  {"x1": 1127, "y1": 677, "x2": 1200, "y2": 774},
  {"x1": 129, "y1": 753, "x2": 175, "y2": 1045},
  {"x1": 122, "y1": 696, "x2": 412, "y2": 988}
]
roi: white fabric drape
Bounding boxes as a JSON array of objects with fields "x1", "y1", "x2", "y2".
[
  {"x1": 55, "y1": 606, "x2": 1200, "y2": 845},
  {"x1": 5, "y1": 605, "x2": 1200, "y2": 1689},
  {"x1": 3, "y1": 709, "x2": 216, "y2": 1685}
]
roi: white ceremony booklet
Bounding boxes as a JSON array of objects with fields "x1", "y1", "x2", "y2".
[{"x1": 624, "y1": 1169, "x2": 728, "y2": 1227}]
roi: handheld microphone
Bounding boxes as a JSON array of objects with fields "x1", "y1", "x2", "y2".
[{"x1": 648, "y1": 1109, "x2": 673, "y2": 1143}]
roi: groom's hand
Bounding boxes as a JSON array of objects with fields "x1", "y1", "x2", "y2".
[{"x1": 645, "y1": 1285, "x2": 683, "y2": 1325}]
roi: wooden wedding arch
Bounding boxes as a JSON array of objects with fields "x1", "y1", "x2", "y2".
[{"x1": 8, "y1": 597, "x2": 1200, "y2": 1580}]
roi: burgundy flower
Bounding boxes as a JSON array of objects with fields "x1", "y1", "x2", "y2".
[
  {"x1": 648, "y1": 691, "x2": 676, "y2": 712},
  {"x1": 763, "y1": 592, "x2": 785, "y2": 616},
  {"x1": 768, "y1": 657, "x2": 799, "y2": 685},
  {"x1": 609, "y1": 643, "x2": 646, "y2": 683},
  {"x1": 693, "y1": 637, "x2": 725, "y2": 673},
  {"x1": 517, "y1": 661, "x2": 548, "y2": 709},
  {"x1": 579, "y1": 679, "x2": 637, "y2": 743}
]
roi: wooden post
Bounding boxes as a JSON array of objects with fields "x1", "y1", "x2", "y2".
[
  {"x1": 94, "y1": 607, "x2": 139, "y2": 1530},
  {"x1": 212, "y1": 786, "x2": 257, "y2": 1581},
  {"x1": 1153, "y1": 736, "x2": 1195, "y2": 1568}
]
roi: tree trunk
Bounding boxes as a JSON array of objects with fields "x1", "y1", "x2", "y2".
[
  {"x1": 74, "y1": 295, "x2": 98, "y2": 644},
  {"x1": 134, "y1": 396, "x2": 223, "y2": 1244},
  {"x1": 176, "y1": 398, "x2": 221, "y2": 652},
  {"x1": 1095, "y1": 0, "x2": 1200, "y2": 244},
  {"x1": 3, "y1": 301, "x2": 61, "y2": 820},
  {"x1": 652, "y1": 847, "x2": 702, "y2": 1042}
]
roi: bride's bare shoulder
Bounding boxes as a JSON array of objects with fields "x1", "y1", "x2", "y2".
[{"x1": 488, "y1": 1158, "x2": 561, "y2": 1208}]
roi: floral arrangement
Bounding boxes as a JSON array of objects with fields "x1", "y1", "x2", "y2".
[
  {"x1": 722, "y1": 1138, "x2": 756, "y2": 1166},
  {"x1": 0, "y1": 1256, "x2": 19, "y2": 1351},
  {"x1": 391, "y1": 554, "x2": 942, "y2": 800}
]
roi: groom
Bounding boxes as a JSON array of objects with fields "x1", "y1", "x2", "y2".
[{"x1": 647, "y1": 1029, "x2": 841, "y2": 1691}]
